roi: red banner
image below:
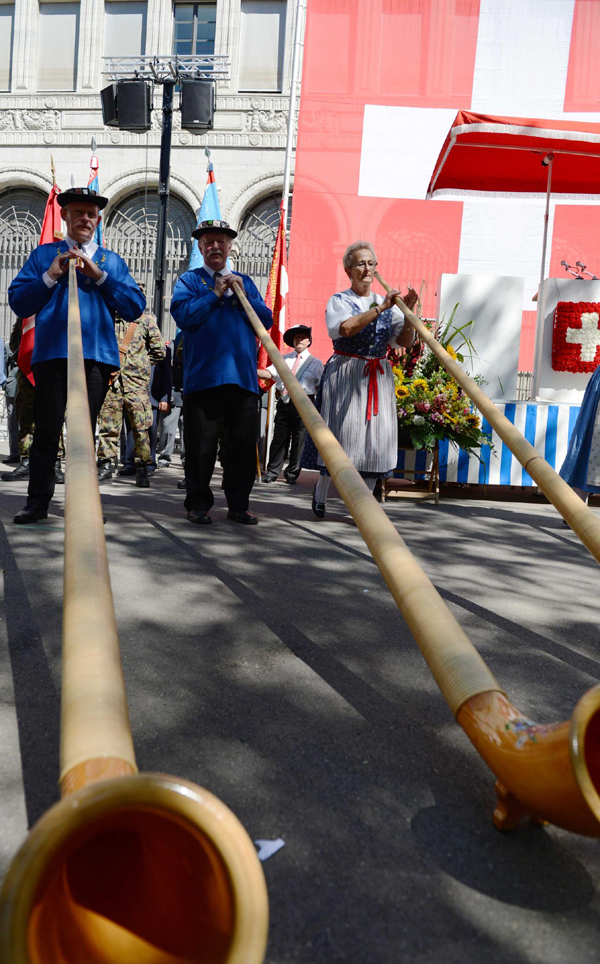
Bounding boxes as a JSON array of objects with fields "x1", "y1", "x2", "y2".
[
  {"x1": 18, "y1": 183, "x2": 63, "y2": 384},
  {"x1": 259, "y1": 200, "x2": 288, "y2": 374}
]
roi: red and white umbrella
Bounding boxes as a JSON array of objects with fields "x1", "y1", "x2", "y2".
[{"x1": 427, "y1": 111, "x2": 600, "y2": 395}]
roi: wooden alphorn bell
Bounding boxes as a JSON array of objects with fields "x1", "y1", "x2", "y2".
[{"x1": 0, "y1": 262, "x2": 268, "y2": 964}]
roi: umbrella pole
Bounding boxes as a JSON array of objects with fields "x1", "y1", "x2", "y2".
[{"x1": 531, "y1": 154, "x2": 554, "y2": 399}]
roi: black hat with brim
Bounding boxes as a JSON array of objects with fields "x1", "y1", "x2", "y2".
[
  {"x1": 57, "y1": 187, "x2": 108, "y2": 210},
  {"x1": 192, "y1": 219, "x2": 237, "y2": 241},
  {"x1": 283, "y1": 325, "x2": 312, "y2": 347}
]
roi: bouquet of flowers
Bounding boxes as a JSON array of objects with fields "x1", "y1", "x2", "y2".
[{"x1": 390, "y1": 306, "x2": 492, "y2": 456}]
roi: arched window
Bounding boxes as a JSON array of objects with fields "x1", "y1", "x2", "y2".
[
  {"x1": 105, "y1": 189, "x2": 197, "y2": 337},
  {"x1": 234, "y1": 192, "x2": 292, "y2": 295},
  {"x1": 0, "y1": 188, "x2": 48, "y2": 342}
]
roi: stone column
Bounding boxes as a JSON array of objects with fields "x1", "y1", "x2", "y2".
[
  {"x1": 12, "y1": 0, "x2": 37, "y2": 91},
  {"x1": 79, "y1": 0, "x2": 104, "y2": 91}
]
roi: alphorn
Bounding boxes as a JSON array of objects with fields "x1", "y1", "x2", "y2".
[
  {"x1": 375, "y1": 271, "x2": 600, "y2": 566},
  {"x1": 232, "y1": 278, "x2": 600, "y2": 837},
  {"x1": 0, "y1": 262, "x2": 268, "y2": 964}
]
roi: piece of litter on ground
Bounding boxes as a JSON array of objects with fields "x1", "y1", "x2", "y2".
[
  {"x1": 255, "y1": 838, "x2": 285, "y2": 861},
  {"x1": 363, "y1": 589, "x2": 370, "y2": 593}
]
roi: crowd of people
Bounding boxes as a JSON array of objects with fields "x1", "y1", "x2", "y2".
[{"x1": 2, "y1": 186, "x2": 419, "y2": 527}]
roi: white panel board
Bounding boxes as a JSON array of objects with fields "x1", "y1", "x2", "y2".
[
  {"x1": 436, "y1": 274, "x2": 524, "y2": 401},
  {"x1": 537, "y1": 278, "x2": 600, "y2": 401}
]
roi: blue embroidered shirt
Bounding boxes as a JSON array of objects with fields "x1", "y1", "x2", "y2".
[
  {"x1": 170, "y1": 267, "x2": 273, "y2": 395},
  {"x1": 8, "y1": 241, "x2": 146, "y2": 368}
]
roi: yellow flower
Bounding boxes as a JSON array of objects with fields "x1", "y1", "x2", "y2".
[
  {"x1": 393, "y1": 368, "x2": 405, "y2": 383},
  {"x1": 445, "y1": 344, "x2": 458, "y2": 360},
  {"x1": 444, "y1": 414, "x2": 458, "y2": 424},
  {"x1": 396, "y1": 385, "x2": 410, "y2": 398},
  {"x1": 465, "y1": 413, "x2": 480, "y2": 427},
  {"x1": 411, "y1": 378, "x2": 428, "y2": 392}
]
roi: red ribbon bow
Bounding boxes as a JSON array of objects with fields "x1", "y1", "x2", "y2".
[
  {"x1": 334, "y1": 350, "x2": 385, "y2": 421},
  {"x1": 363, "y1": 357, "x2": 384, "y2": 421}
]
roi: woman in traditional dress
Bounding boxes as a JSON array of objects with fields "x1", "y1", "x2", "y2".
[
  {"x1": 305, "y1": 240, "x2": 417, "y2": 517},
  {"x1": 559, "y1": 366, "x2": 600, "y2": 504}
]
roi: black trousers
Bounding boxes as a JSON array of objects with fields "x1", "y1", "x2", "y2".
[
  {"x1": 27, "y1": 359, "x2": 112, "y2": 510},
  {"x1": 266, "y1": 397, "x2": 310, "y2": 482},
  {"x1": 183, "y1": 385, "x2": 258, "y2": 513}
]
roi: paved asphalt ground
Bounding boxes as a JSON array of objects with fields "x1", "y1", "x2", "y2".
[{"x1": 2, "y1": 455, "x2": 600, "y2": 963}]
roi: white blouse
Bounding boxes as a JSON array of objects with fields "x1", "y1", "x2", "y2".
[{"x1": 325, "y1": 289, "x2": 406, "y2": 345}]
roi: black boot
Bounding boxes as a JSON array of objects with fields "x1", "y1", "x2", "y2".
[
  {"x1": 1, "y1": 458, "x2": 29, "y2": 481},
  {"x1": 97, "y1": 459, "x2": 113, "y2": 484},
  {"x1": 135, "y1": 463, "x2": 150, "y2": 488},
  {"x1": 54, "y1": 460, "x2": 64, "y2": 484}
]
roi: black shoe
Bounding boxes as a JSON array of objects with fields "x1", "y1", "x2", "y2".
[
  {"x1": 97, "y1": 460, "x2": 113, "y2": 484},
  {"x1": 1, "y1": 458, "x2": 29, "y2": 481},
  {"x1": 54, "y1": 460, "x2": 64, "y2": 484},
  {"x1": 14, "y1": 505, "x2": 48, "y2": 525},
  {"x1": 117, "y1": 465, "x2": 136, "y2": 477},
  {"x1": 135, "y1": 464, "x2": 150, "y2": 488},
  {"x1": 312, "y1": 487, "x2": 326, "y2": 519},
  {"x1": 3, "y1": 455, "x2": 20, "y2": 465},
  {"x1": 177, "y1": 478, "x2": 187, "y2": 489},
  {"x1": 187, "y1": 509, "x2": 212, "y2": 524},
  {"x1": 261, "y1": 474, "x2": 277, "y2": 483},
  {"x1": 283, "y1": 477, "x2": 297, "y2": 485},
  {"x1": 227, "y1": 510, "x2": 258, "y2": 525}
]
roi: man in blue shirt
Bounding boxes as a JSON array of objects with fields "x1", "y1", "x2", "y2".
[
  {"x1": 8, "y1": 186, "x2": 146, "y2": 524},
  {"x1": 170, "y1": 219, "x2": 272, "y2": 525}
]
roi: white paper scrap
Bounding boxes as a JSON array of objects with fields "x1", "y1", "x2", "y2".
[{"x1": 255, "y1": 838, "x2": 285, "y2": 862}]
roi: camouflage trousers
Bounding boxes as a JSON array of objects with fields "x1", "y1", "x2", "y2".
[
  {"x1": 16, "y1": 370, "x2": 65, "y2": 460},
  {"x1": 97, "y1": 382, "x2": 152, "y2": 464}
]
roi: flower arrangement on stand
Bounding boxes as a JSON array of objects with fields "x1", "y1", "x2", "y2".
[{"x1": 389, "y1": 306, "x2": 492, "y2": 456}]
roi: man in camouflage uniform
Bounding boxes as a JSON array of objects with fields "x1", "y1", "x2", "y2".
[
  {"x1": 1, "y1": 318, "x2": 64, "y2": 483},
  {"x1": 96, "y1": 294, "x2": 165, "y2": 487}
]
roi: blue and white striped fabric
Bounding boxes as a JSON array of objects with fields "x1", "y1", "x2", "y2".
[
  {"x1": 394, "y1": 403, "x2": 581, "y2": 485},
  {"x1": 439, "y1": 403, "x2": 581, "y2": 485}
]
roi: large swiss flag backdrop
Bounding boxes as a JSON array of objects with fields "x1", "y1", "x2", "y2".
[{"x1": 288, "y1": 0, "x2": 600, "y2": 369}]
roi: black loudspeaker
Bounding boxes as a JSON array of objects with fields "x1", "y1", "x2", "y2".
[
  {"x1": 180, "y1": 81, "x2": 215, "y2": 131},
  {"x1": 101, "y1": 84, "x2": 118, "y2": 127},
  {"x1": 116, "y1": 80, "x2": 152, "y2": 132}
]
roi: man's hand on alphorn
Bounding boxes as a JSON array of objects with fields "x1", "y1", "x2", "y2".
[
  {"x1": 68, "y1": 248, "x2": 104, "y2": 283},
  {"x1": 46, "y1": 252, "x2": 72, "y2": 282},
  {"x1": 224, "y1": 273, "x2": 244, "y2": 294}
]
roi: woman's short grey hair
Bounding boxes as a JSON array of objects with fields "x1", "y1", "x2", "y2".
[{"x1": 342, "y1": 240, "x2": 377, "y2": 274}]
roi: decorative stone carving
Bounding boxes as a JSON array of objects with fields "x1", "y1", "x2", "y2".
[
  {"x1": 245, "y1": 107, "x2": 288, "y2": 133},
  {"x1": 151, "y1": 109, "x2": 182, "y2": 132},
  {"x1": 0, "y1": 109, "x2": 61, "y2": 131}
]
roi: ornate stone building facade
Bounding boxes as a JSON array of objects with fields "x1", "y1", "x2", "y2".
[{"x1": 0, "y1": 0, "x2": 300, "y2": 338}]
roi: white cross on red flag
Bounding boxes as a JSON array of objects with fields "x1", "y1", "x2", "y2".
[{"x1": 552, "y1": 302, "x2": 600, "y2": 373}]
